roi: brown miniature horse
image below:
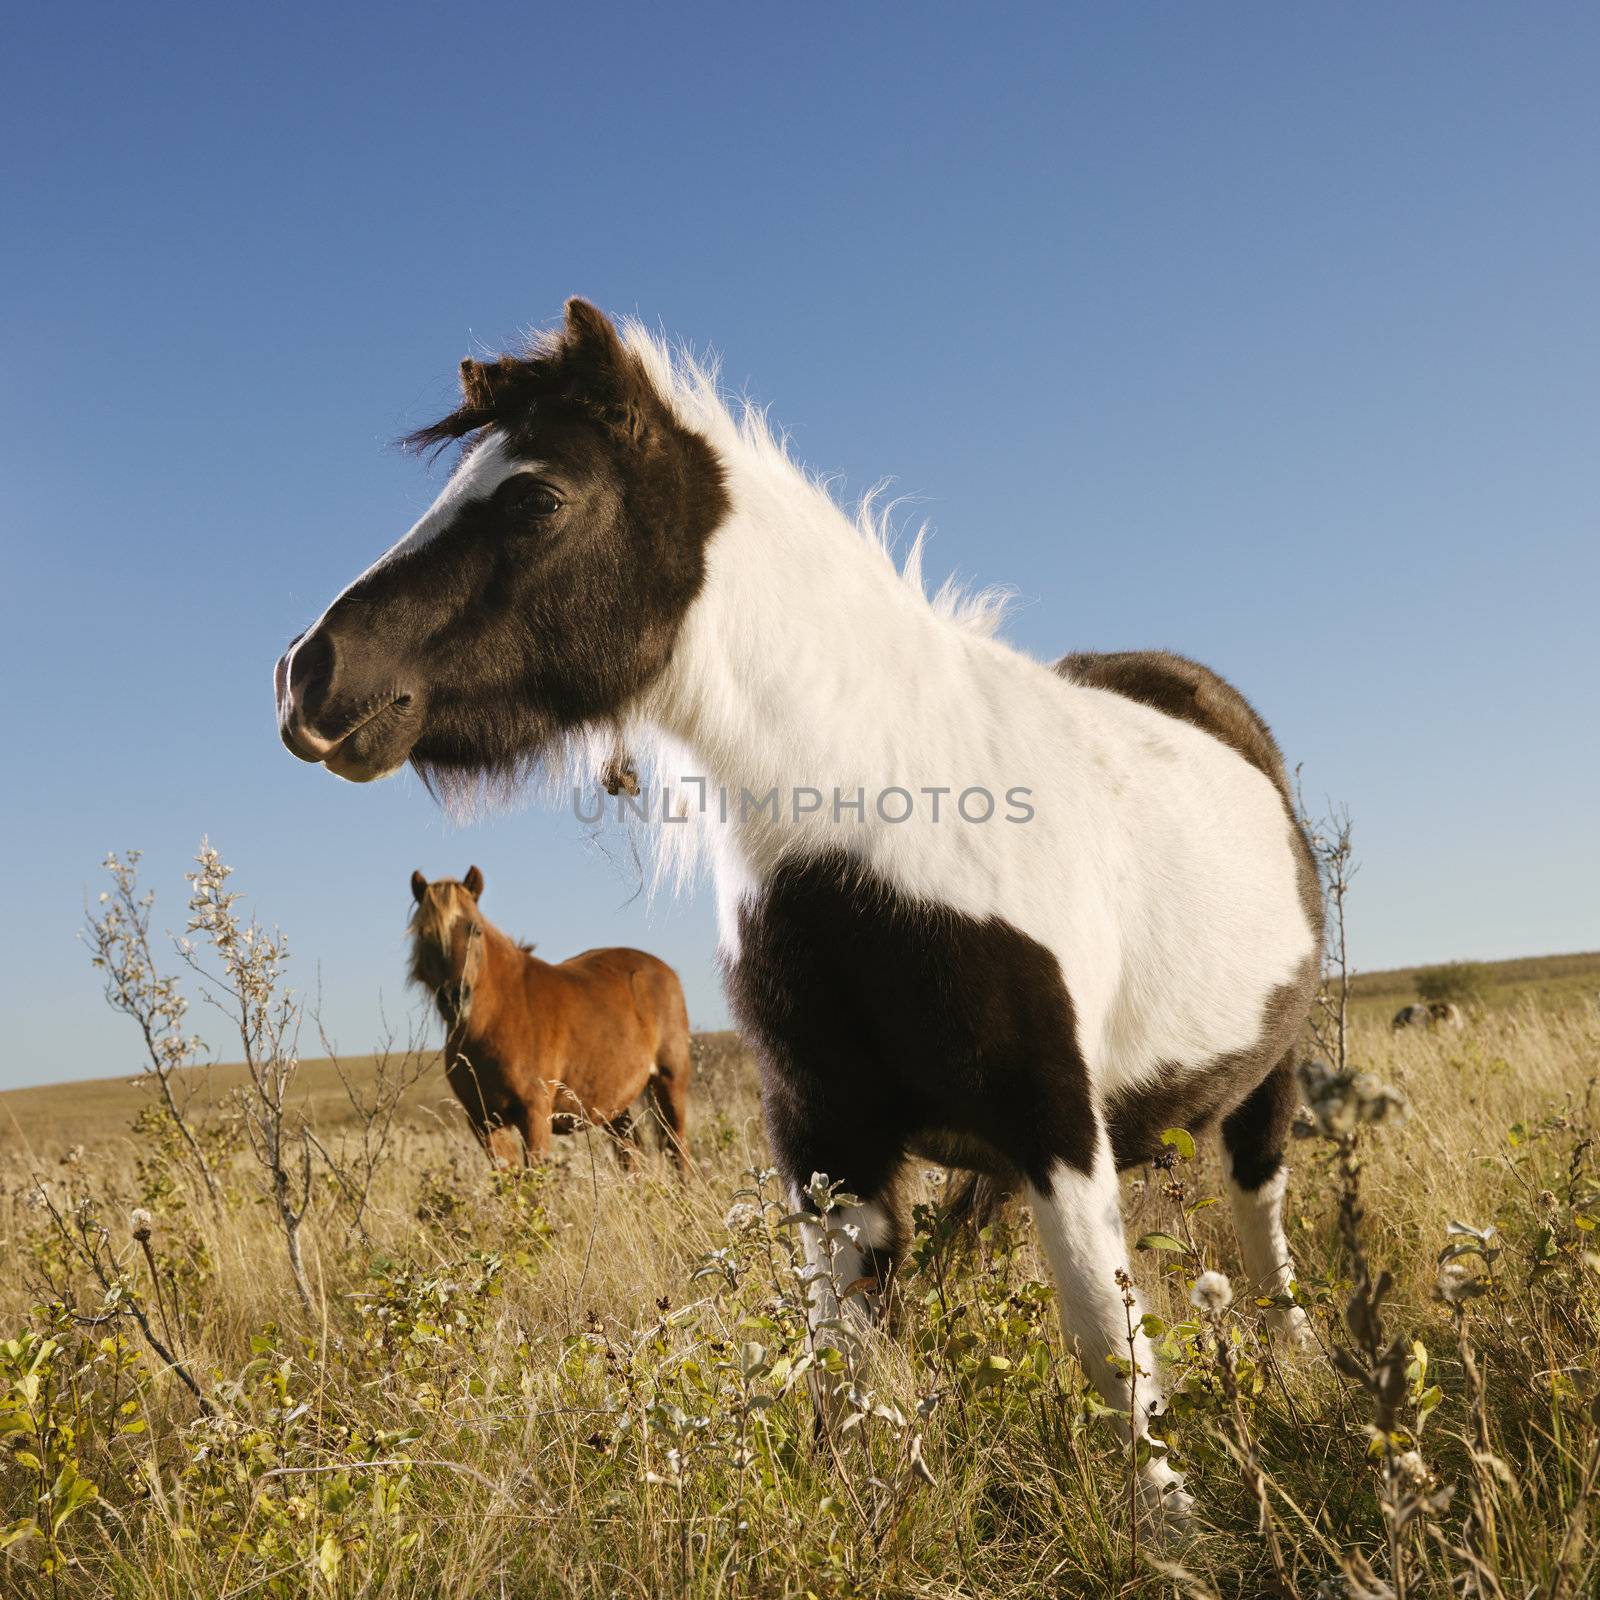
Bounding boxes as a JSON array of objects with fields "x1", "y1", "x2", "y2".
[{"x1": 408, "y1": 867, "x2": 692, "y2": 1169}]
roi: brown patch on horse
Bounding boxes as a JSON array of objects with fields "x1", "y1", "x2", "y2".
[
  {"x1": 1059, "y1": 649, "x2": 1293, "y2": 807},
  {"x1": 275, "y1": 300, "x2": 730, "y2": 801},
  {"x1": 379, "y1": 301, "x2": 730, "y2": 802},
  {"x1": 1058, "y1": 646, "x2": 1320, "y2": 931},
  {"x1": 407, "y1": 869, "x2": 692, "y2": 1170}
]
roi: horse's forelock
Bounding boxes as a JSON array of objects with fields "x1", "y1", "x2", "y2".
[
  {"x1": 400, "y1": 304, "x2": 668, "y2": 462},
  {"x1": 406, "y1": 882, "x2": 477, "y2": 984}
]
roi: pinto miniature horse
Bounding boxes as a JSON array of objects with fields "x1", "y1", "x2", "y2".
[
  {"x1": 276, "y1": 301, "x2": 1322, "y2": 1519},
  {"x1": 407, "y1": 867, "x2": 691, "y2": 1169}
]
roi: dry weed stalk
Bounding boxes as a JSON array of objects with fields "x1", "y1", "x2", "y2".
[
  {"x1": 311, "y1": 997, "x2": 433, "y2": 1246},
  {"x1": 180, "y1": 841, "x2": 314, "y2": 1311},
  {"x1": 81, "y1": 851, "x2": 221, "y2": 1207},
  {"x1": 27, "y1": 1182, "x2": 211, "y2": 1416}
]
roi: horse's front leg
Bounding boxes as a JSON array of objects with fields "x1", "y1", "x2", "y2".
[
  {"x1": 766, "y1": 1081, "x2": 907, "y2": 1437},
  {"x1": 485, "y1": 1122, "x2": 524, "y2": 1169},
  {"x1": 446, "y1": 1051, "x2": 519, "y2": 1169},
  {"x1": 516, "y1": 1081, "x2": 554, "y2": 1166},
  {"x1": 1028, "y1": 1119, "x2": 1192, "y2": 1524}
]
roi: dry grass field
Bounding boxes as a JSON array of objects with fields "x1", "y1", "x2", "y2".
[
  {"x1": 8, "y1": 954, "x2": 1590, "y2": 1154},
  {"x1": 1344, "y1": 951, "x2": 1600, "y2": 1023},
  {"x1": 2, "y1": 926, "x2": 1598, "y2": 1595}
]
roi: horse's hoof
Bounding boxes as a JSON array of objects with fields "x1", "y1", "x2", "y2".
[
  {"x1": 1139, "y1": 1462, "x2": 1196, "y2": 1542},
  {"x1": 1275, "y1": 1305, "x2": 1316, "y2": 1353}
]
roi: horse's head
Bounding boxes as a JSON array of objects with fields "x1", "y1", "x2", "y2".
[
  {"x1": 407, "y1": 867, "x2": 488, "y2": 1025},
  {"x1": 274, "y1": 300, "x2": 728, "y2": 791}
]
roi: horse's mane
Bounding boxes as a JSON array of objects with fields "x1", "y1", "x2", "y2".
[
  {"x1": 402, "y1": 319, "x2": 1011, "y2": 642},
  {"x1": 617, "y1": 321, "x2": 1012, "y2": 641},
  {"x1": 396, "y1": 318, "x2": 1014, "y2": 872}
]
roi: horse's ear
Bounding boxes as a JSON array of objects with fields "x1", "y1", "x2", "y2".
[
  {"x1": 463, "y1": 865, "x2": 484, "y2": 899},
  {"x1": 411, "y1": 870, "x2": 427, "y2": 903},
  {"x1": 458, "y1": 358, "x2": 495, "y2": 411},
  {"x1": 563, "y1": 298, "x2": 623, "y2": 357},
  {"x1": 561, "y1": 299, "x2": 654, "y2": 438}
]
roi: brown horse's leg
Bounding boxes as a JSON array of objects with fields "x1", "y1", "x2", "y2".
[
  {"x1": 447, "y1": 1049, "x2": 512, "y2": 1168},
  {"x1": 646, "y1": 1049, "x2": 692, "y2": 1172},
  {"x1": 485, "y1": 1121, "x2": 522, "y2": 1169},
  {"x1": 457, "y1": 1092, "x2": 512, "y2": 1169},
  {"x1": 517, "y1": 1093, "x2": 552, "y2": 1166},
  {"x1": 607, "y1": 1109, "x2": 641, "y2": 1173}
]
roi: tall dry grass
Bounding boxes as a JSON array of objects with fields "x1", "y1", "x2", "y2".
[
  {"x1": 1, "y1": 845, "x2": 1596, "y2": 1597},
  {"x1": 2, "y1": 1003, "x2": 1595, "y2": 1598}
]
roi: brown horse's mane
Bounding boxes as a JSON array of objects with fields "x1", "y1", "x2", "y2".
[{"x1": 405, "y1": 880, "x2": 542, "y2": 1002}]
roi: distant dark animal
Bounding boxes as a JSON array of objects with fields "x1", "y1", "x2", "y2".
[
  {"x1": 1393, "y1": 1001, "x2": 1466, "y2": 1031},
  {"x1": 407, "y1": 867, "x2": 691, "y2": 1169},
  {"x1": 277, "y1": 299, "x2": 1325, "y2": 1522}
]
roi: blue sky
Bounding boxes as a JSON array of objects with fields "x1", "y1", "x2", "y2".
[{"x1": 3, "y1": 4, "x2": 1596, "y2": 1090}]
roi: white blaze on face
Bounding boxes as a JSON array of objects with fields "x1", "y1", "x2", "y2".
[
  {"x1": 317, "y1": 432, "x2": 542, "y2": 621},
  {"x1": 285, "y1": 433, "x2": 545, "y2": 695},
  {"x1": 372, "y1": 432, "x2": 543, "y2": 570}
]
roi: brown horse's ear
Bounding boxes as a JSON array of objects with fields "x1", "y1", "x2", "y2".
[
  {"x1": 411, "y1": 870, "x2": 427, "y2": 903},
  {"x1": 459, "y1": 355, "x2": 522, "y2": 414},
  {"x1": 463, "y1": 865, "x2": 484, "y2": 899}
]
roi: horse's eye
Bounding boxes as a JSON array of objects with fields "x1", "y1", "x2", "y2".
[{"x1": 499, "y1": 478, "x2": 562, "y2": 518}]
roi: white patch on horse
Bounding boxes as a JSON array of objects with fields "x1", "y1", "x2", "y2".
[
  {"x1": 790, "y1": 1189, "x2": 894, "y2": 1330},
  {"x1": 622, "y1": 325, "x2": 1315, "y2": 1099},
  {"x1": 1030, "y1": 1151, "x2": 1190, "y2": 1517},
  {"x1": 1225, "y1": 1163, "x2": 1311, "y2": 1344},
  {"x1": 380, "y1": 434, "x2": 542, "y2": 564}
]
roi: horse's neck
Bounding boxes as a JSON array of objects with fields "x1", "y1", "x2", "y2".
[
  {"x1": 462, "y1": 922, "x2": 535, "y2": 1035},
  {"x1": 645, "y1": 474, "x2": 981, "y2": 820}
]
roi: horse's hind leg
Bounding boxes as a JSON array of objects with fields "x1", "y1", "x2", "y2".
[
  {"x1": 607, "y1": 1109, "x2": 641, "y2": 1173},
  {"x1": 646, "y1": 1046, "x2": 692, "y2": 1171},
  {"x1": 942, "y1": 1166, "x2": 1021, "y2": 1235},
  {"x1": 1220, "y1": 1054, "x2": 1311, "y2": 1345}
]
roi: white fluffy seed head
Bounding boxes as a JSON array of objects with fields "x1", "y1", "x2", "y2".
[{"x1": 1189, "y1": 1270, "x2": 1234, "y2": 1314}]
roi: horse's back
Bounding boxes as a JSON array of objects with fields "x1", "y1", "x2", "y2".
[
  {"x1": 557, "y1": 947, "x2": 689, "y2": 1034},
  {"x1": 559, "y1": 945, "x2": 680, "y2": 990},
  {"x1": 1056, "y1": 649, "x2": 1292, "y2": 808},
  {"x1": 561, "y1": 944, "x2": 675, "y2": 970}
]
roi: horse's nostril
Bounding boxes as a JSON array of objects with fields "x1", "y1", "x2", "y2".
[{"x1": 288, "y1": 629, "x2": 336, "y2": 717}]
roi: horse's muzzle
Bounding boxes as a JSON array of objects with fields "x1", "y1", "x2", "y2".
[
  {"x1": 437, "y1": 980, "x2": 472, "y2": 1026},
  {"x1": 274, "y1": 621, "x2": 423, "y2": 782}
]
